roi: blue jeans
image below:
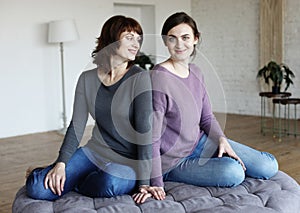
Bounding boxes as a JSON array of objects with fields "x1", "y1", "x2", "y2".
[
  {"x1": 163, "y1": 134, "x2": 278, "y2": 187},
  {"x1": 26, "y1": 148, "x2": 136, "y2": 201}
]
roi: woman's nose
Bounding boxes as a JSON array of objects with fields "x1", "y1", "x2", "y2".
[
  {"x1": 132, "y1": 38, "x2": 140, "y2": 48},
  {"x1": 175, "y1": 39, "x2": 183, "y2": 48}
]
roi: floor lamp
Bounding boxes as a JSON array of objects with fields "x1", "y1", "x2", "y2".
[{"x1": 48, "y1": 19, "x2": 79, "y2": 134}]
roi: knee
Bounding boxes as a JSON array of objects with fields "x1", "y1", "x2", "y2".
[
  {"x1": 104, "y1": 163, "x2": 136, "y2": 180},
  {"x1": 26, "y1": 183, "x2": 46, "y2": 200},
  {"x1": 79, "y1": 170, "x2": 136, "y2": 198},
  {"x1": 101, "y1": 172, "x2": 136, "y2": 196},
  {"x1": 218, "y1": 157, "x2": 245, "y2": 187},
  {"x1": 26, "y1": 176, "x2": 55, "y2": 201},
  {"x1": 25, "y1": 169, "x2": 57, "y2": 201},
  {"x1": 252, "y1": 153, "x2": 279, "y2": 179},
  {"x1": 264, "y1": 153, "x2": 279, "y2": 178}
]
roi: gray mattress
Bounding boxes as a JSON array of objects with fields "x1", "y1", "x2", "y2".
[{"x1": 12, "y1": 171, "x2": 300, "y2": 213}]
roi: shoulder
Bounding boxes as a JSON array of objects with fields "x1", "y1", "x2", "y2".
[
  {"x1": 129, "y1": 65, "x2": 150, "y2": 78},
  {"x1": 129, "y1": 65, "x2": 145, "y2": 74},
  {"x1": 126, "y1": 65, "x2": 149, "y2": 80},
  {"x1": 125, "y1": 65, "x2": 151, "y2": 90},
  {"x1": 189, "y1": 63, "x2": 202, "y2": 75},
  {"x1": 75, "y1": 68, "x2": 98, "y2": 90},
  {"x1": 150, "y1": 64, "x2": 169, "y2": 78},
  {"x1": 152, "y1": 62, "x2": 171, "y2": 72},
  {"x1": 80, "y1": 68, "x2": 97, "y2": 79},
  {"x1": 189, "y1": 63, "x2": 204, "y2": 81}
]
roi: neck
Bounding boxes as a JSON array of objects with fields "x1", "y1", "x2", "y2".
[
  {"x1": 98, "y1": 57, "x2": 129, "y2": 86},
  {"x1": 166, "y1": 58, "x2": 189, "y2": 78},
  {"x1": 108, "y1": 55, "x2": 129, "y2": 79}
]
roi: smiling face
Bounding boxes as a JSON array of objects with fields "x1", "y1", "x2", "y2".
[
  {"x1": 114, "y1": 31, "x2": 142, "y2": 62},
  {"x1": 165, "y1": 23, "x2": 198, "y2": 63},
  {"x1": 92, "y1": 15, "x2": 143, "y2": 70}
]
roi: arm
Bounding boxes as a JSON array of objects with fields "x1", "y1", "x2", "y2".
[
  {"x1": 132, "y1": 71, "x2": 166, "y2": 203},
  {"x1": 44, "y1": 72, "x2": 89, "y2": 195},
  {"x1": 133, "y1": 102, "x2": 166, "y2": 204},
  {"x1": 198, "y1": 72, "x2": 245, "y2": 169},
  {"x1": 56, "y1": 72, "x2": 89, "y2": 164},
  {"x1": 140, "y1": 91, "x2": 167, "y2": 202},
  {"x1": 133, "y1": 71, "x2": 153, "y2": 187}
]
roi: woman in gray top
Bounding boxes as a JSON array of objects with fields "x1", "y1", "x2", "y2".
[{"x1": 26, "y1": 15, "x2": 152, "y2": 201}]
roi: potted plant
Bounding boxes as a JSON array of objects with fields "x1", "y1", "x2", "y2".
[
  {"x1": 134, "y1": 52, "x2": 154, "y2": 70},
  {"x1": 257, "y1": 61, "x2": 295, "y2": 93}
]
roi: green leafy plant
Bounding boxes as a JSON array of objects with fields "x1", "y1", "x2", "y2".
[{"x1": 257, "y1": 61, "x2": 295, "y2": 93}]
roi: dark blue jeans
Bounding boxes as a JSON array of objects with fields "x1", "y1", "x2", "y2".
[{"x1": 26, "y1": 148, "x2": 136, "y2": 201}]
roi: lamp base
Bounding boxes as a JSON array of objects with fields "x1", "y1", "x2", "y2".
[{"x1": 57, "y1": 127, "x2": 67, "y2": 135}]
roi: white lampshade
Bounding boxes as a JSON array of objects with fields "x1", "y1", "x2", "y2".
[{"x1": 48, "y1": 19, "x2": 79, "y2": 43}]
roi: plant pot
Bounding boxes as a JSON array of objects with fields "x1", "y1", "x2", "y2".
[{"x1": 272, "y1": 86, "x2": 281, "y2": 94}]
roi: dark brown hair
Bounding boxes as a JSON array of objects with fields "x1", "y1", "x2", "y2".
[
  {"x1": 161, "y1": 12, "x2": 200, "y2": 56},
  {"x1": 92, "y1": 15, "x2": 143, "y2": 71}
]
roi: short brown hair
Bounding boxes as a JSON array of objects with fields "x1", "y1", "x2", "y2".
[{"x1": 92, "y1": 15, "x2": 143, "y2": 71}]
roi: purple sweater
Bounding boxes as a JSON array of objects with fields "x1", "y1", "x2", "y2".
[{"x1": 150, "y1": 64, "x2": 225, "y2": 187}]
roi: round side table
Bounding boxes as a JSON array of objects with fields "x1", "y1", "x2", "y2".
[
  {"x1": 273, "y1": 98, "x2": 300, "y2": 139},
  {"x1": 259, "y1": 92, "x2": 291, "y2": 136}
]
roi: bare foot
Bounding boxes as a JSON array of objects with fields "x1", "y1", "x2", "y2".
[{"x1": 25, "y1": 165, "x2": 46, "y2": 179}]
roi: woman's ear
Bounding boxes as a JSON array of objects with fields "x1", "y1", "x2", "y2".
[
  {"x1": 194, "y1": 32, "x2": 200, "y2": 45},
  {"x1": 194, "y1": 36, "x2": 199, "y2": 45}
]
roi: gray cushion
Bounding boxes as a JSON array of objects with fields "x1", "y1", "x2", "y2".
[{"x1": 12, "y1": 171, "x2": 300, "y2": 213}]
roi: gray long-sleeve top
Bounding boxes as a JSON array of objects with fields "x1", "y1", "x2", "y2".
[{"x1": 56, "y1": 65, "x2": 153, "y2": 186}]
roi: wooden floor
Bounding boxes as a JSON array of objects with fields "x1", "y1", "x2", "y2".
[{"x1": 0, "y1": 114, "x2": 299, "y2": 213}]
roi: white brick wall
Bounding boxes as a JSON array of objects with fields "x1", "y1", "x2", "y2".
[
  {"x1": 284, "y1": 0, "x2": 300, "y2": 99},
  {"x1": 192, "y1": 0, "x2": 299, "y2": 116}
]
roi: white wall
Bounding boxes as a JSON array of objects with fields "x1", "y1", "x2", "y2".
[
  {"x1": 0, "y1": 0, "x2": 190, "y2": 138},
  {"x1": 284, "y1": 0, "x2": 300, "y2": 98},
  {"x1": 192, "y1": 0, "x2": 300, "y2": 116},
  {"x1": 192, "y1": 0, "x2": 261, "y2": 115}
]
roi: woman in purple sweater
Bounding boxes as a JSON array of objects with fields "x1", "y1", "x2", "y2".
[{"x1": 134, "y1": 12, "x2": 278, "y2": 203}]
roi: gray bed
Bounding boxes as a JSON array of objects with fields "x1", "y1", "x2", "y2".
[{"x1": 12, "y1": 171, "x2": 300, "y2": 213}]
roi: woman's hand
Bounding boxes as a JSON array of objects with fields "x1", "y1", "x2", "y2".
[
  {"x1": 132, "y1": 185, "x2": 166, "y2": 204},
  {"x1": 218, "y1": 137, "x2": 246, "y2": 171},
  {"x1": 44, "y1": 162, "x2": 66, "y2": 196}
]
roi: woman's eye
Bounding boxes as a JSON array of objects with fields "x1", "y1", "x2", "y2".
[
  {"x1": 168, "y1": 37, "x2": 176, "y2": 43},
  {"x1": 125, "y1": 36, "x2": 134, "y2": 41},
  {"x1": 182, "y1": 36, "x2": 190, "y2": 41}
]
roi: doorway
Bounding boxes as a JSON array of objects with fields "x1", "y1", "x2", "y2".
[{"x1": 114, "y1": 3, "x2": 156, "y2": 63}]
